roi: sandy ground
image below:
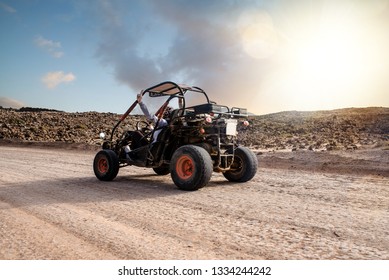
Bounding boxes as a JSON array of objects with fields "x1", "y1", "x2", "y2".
[{"x1": 0, "y1": 145, "x2": 388, "y2": 260}]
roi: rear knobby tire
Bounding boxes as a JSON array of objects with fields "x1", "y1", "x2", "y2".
[
  {"x1": 223, "y1": 147, "x2": 258, "y2": 182},
  {"x1": 170, "y1": 145, "x2": 213, "y2": 191},
  {"x1": 93, "y1": 149, "x2": 119, "y2": 181}
]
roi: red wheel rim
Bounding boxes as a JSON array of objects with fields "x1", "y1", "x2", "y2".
[
  {"x1": 176, "y1": 155, "x2": 194, "y2": 179},
  {"x1": 98, "y1": 157, "x2": 108, "y2": 174}
]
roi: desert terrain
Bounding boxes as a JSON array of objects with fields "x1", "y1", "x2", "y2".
[{"x1": 0, "y1": 107, "x2": 388, "y2": 259}]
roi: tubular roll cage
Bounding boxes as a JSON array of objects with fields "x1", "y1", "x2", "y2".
[{"x1": 110, "y1": 81, "x2": 247, "y2": 142}]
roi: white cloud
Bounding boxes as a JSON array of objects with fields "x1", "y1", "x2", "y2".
[
  {"x1": 34, "y1": 35, "x2": 64, "y2": 58},
  {"x1": 0, "y1": 97, "x2": 24, "y2": 108},
  {"x1": 42, "y1": 71, "x2": 76, "y2": 89},
  {"x1": 0, "y1": 2, "x2": 16, "y2": 13}
]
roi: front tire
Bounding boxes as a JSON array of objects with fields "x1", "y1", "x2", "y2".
[
  {"x1": 223, "y1": 147, "x2": 258, "y2": 182},
  {"x1": 93, "y1": 150, "x2": 119, "y2": 181},
  {"x1": 170, "y1": 145, "x2": 213, "y2": 191},
  {"x1": 153, "y1": 165, "x2": 170, "y2": 175}
]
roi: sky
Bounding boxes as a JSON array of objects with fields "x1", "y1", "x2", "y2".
[{"x1": 1, "y1": 0, "x2": 389, "y2": 115}]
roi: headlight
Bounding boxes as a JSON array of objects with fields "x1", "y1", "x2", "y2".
[
  {"x1": 205, "y1": 116, "x2": 212, "y2": 123},
  {"x1": 99, "y1": 132, "x2": 106, "y2": 140}
]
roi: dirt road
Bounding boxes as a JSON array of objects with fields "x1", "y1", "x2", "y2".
[{"x1": 0, "y1": 146, "x2": 388, "y2": 259}]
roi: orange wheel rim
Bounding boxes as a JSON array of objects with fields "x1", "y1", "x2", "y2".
[
  {"x1": 176, "y1": 155, "x2": 194, "y2": 179},
  {"x1": 98, "y1": 158, "x2": 108, "y2": 174}
]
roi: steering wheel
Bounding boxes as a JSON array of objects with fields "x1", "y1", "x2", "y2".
[{"x1": 136, "y1": 120, "x2": 152, "y2": 134}]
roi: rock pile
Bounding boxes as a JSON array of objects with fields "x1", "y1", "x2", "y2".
[{"x1": 1, "y1": 106, "x2": 388, "y2": 151}]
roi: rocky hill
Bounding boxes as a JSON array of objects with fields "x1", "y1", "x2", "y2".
[
  {"x1": 0, "y1": 107, "x2": 144, "y2": 146},
  {"x1": 240, "y1": 107, "x2": 389, "y2": 151},
  {"x1": 0, "y1": 106, "x2": 388, "y2": 151}
]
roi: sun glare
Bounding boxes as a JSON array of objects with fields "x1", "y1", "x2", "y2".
[
  {"x1": 239, "y1": 11, "x2": 279, "y2": 59},
  {"x1": 276, "y1": 13, "x2": 380, "y2": 111},
  {"x1": 243, "y1": 2, "x2": 387, "y2": 113},
  {"x1": 295, "y1": 21, "x2": 364, "y2": 90}
]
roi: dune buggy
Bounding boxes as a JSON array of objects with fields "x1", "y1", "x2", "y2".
[{"x1": 93, "y1": 81, "x2": 258, "y2": 191}]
